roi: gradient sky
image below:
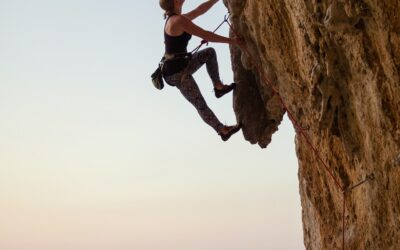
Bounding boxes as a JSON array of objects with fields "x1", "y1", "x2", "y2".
[{"x1": 0, "y1": 1, "x2": 304, "y2": 249}]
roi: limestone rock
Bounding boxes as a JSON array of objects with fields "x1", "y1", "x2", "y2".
[{"x1": 225, "y1": 0, "x2": 400, "y2": 249}]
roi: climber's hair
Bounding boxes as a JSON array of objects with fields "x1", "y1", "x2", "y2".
[{"x1": 159, "y1": 0, "x2": 175, "y2": 19}]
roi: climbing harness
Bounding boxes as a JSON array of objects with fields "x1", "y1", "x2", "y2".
[{"x1": 204, "y1": 12, "x2": 373, "y2": 250}]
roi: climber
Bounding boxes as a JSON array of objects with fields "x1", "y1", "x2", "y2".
[{"x1": 159, "y1": 0, "x2": 244, "y2": 141}]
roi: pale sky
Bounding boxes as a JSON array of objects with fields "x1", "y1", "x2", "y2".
[{"x1": 0, "y1": 1, "x2": 304, "y2": 249}]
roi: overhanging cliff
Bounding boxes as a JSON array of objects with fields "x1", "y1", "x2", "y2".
[{"x1": 224, "y1": 0, "x2": 400, "y2": 249}]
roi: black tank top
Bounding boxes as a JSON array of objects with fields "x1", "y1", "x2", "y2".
[
  {"x1": 162, "y1": 14, "x2": 193, "y2": 76},
  {"x1": 164, "y1": 14, "x2": 192, "y2": 54}
]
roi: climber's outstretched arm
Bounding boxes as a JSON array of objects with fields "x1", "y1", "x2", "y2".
[
  {"x1": 178, "y1": 15, "x2": 234, "y2": 44},
  {"x1": 183, "y1": 0, "x2": 219, "y2": 20}
]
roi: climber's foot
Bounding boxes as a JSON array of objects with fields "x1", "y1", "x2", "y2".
[
  {"x1": 214, "y1": 83, "x2": 236, "y2": 98},
  {"x1": 218, "y1": 124, "x2": 242, "y2": 141}
]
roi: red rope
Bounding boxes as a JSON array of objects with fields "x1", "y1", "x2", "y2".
[
  {"x1": 225, "y1": 19, "x2": 344, "y2": 191},
  {"x1": 224, "y1": 15, "x2": 347, "y2": 249},
  {"x1": 342, "y1": 193, "x2": 346, "y2": 250}
]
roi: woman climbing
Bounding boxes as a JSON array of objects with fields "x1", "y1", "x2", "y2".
[{"x1": 159, "y1": 0, "x2": 243, "y2": 141}]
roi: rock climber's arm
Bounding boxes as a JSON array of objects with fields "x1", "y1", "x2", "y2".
[
  {"x1": 178, "y1": 15, "x2": 233, "y2": 44},
  {"x1": 183, "y1": 0, "x2": 219, "y2": 20}
]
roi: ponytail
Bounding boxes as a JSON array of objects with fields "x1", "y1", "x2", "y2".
[{"x1": 159, "y1": 0, "x2": 174, "y2": 19}]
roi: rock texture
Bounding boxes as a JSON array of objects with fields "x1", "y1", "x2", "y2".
[{"x1": 224, "y1": 0, "x2": 400, "y2": 249}]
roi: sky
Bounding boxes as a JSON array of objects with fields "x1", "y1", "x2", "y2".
[{"x1": 0, "y1": 1, "x2": 304, "y2": 249}]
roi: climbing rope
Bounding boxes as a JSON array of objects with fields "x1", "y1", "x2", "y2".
[
  {"x1": 226, "y1": 14, "x2": 375, "y2": 250},
  {"x1": 197, "y1": 12, "x2": 373, "y2": 250}
]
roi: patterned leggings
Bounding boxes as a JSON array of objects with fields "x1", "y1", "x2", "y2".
[{"x1": 164, "y1": 48, "x2": 224, "y2": 133}]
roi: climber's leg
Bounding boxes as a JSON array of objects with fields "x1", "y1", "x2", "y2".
[
  {"x1": 186, "y1": 48, "x2": 223, "y2": 88},
  {"x1": 163, "y1": 72, "x2": 240, "y2": 139},
  {"x1": 175, "y1": 73, "x2": 224, "y2": 132}
]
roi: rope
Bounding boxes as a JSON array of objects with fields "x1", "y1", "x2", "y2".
[
  {"x1": 342, "y1": 194, "x2": 346, "y2": 249},
  {"x1": 222, "y1": 13, "x2": 373, "y2": 250},
  {"x1": 224, "y1": 15, "x2": 346, "y2": 190},
  {"x1": 223, "y1": 15, "x2": 348, "y2": 249}
]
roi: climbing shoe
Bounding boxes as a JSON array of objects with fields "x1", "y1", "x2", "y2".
[
  {"x1": 214, "y1": 83, "x2": 236, "y2": 98},
  {"x1": 218, "y1": 124, "x2": 242, "y2": 141}
]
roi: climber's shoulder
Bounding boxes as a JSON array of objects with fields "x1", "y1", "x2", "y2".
[{"x1": 173, "y1": 14, "x2": 191, "y2": 24}]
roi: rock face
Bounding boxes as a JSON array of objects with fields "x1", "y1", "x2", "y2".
[{"x1": 224, "y1": 0, "x2": 400, "y2": 249}]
